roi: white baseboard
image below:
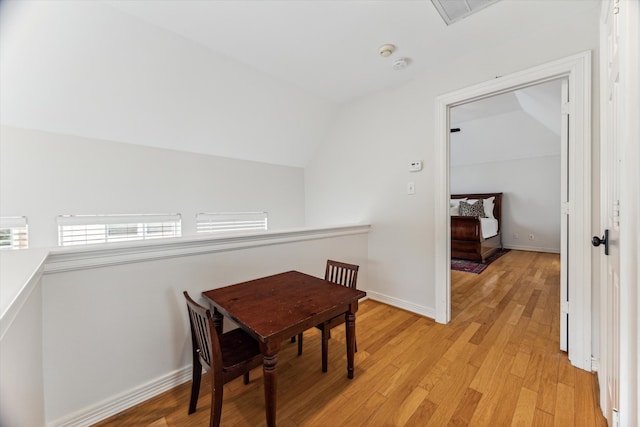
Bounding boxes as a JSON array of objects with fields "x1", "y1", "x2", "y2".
[
  {"x1": 366, "y1": 290, "x2": 436, "y2": 319},
  {"x1": 49, "y1": 366, "x2": 192, "y2": 427},
  {"x1": 503, "y1": 244, "x2": 560, "y2": 254}
]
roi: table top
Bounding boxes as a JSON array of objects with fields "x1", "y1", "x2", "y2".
[{"x1": 203, "y1": 270, "x2": 366, "y2": 344}]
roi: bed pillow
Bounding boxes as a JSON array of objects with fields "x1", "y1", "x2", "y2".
[
  {"x1": 467, "y1": 197, "x2": 496, "y2": 219},
  {"x1": 449, "y1": 198, "x2": 466, "y2": 215},
  {"x1": 459, "y1": 200, "x2": 487, "y2": 217}
]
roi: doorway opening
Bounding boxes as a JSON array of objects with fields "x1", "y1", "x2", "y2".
[
  {"x1": 433, "y1": 52, "x2": 592, "y2": 371},
  {"x1": 448, "y1": 79, "x2": 565, "y2": 323}
]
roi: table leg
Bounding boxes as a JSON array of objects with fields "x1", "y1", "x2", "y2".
[
  {"x1": 261, "y1": 343, "x2": 280, "y2": 427},
  {"x1": 345, "y1": 308, "x2": 356, "y2": 379}
]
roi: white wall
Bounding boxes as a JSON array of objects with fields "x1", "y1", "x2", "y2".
[
  {"x1": 41, "y1": 229, "x2": 368, "y2": 425},
  {"x1": 0, "y1": 126, "x2": 305, "y2": 248},
  {"x1": 0, "y1": 0, "x2": 335, "y2": 168},
  {"x1": 0, "y1": 284, "x2": 44, "y2": 427},
  {"x1": 0, "y1": 252, "x2": 46, "y2": 427},
  {"x1": 452, "y1": 155, "x2": 561, "y2": 252},
  {"x1": 305, "y1": 6, "x2": 599, "y2": 316},
  {"x1": 450, "y1": 109, "x2": 561, "y2": 253}
]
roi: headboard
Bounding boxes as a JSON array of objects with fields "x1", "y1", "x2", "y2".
[{"x1": 451, "y1": 192, "x2": 503, "y2": 227}]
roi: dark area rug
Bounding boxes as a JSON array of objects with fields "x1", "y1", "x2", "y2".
[{"x1": 451, "y1": 249, "x2": 510, "y2": 274}]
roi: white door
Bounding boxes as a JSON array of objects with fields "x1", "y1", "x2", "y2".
[{"x1": 599, "y1": 0, "x2": 621, "y2": 424}]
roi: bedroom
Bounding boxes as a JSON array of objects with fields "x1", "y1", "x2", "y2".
[
  {"x1": 449, "y1": 79, "x2": 563, "y2": 262},
  {"x1": 448, "y1": 79, "x2": 564, "y2": 322}
]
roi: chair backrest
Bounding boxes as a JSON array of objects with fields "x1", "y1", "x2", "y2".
[
  {"x1": 184, "y1": 291, "x2": 223, "y2": 373},
  {"x1": 325, "y1": 259, "x2": 359, "y2": 289}
]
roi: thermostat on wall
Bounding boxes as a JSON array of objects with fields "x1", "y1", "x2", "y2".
[{"x1": 409, "y1": 161, "x2": 423, "y2": 172}]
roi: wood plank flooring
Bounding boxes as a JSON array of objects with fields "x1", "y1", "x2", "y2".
[{"x1": 93, "y1": 250, "x2": 607, "y2": 426}]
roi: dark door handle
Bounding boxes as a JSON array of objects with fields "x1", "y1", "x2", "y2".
[{"x1": 592, "y1": 229, "x2": 609, "y2": 255}]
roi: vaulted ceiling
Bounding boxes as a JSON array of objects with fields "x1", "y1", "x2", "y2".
[
  {"x1": 450, "y1": 79, "x2": 563, "y2": 167},
  {"x1": 0, "y1": 0, "x2": 599, "y2": 167},
  {"x1": 451, "y1": 79, "x2": 562, "y2": 135},
  {"x1": 102, "y1": 0, "x2": 596, "y2": 104}
]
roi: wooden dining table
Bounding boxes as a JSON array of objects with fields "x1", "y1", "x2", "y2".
[{"x1": 202, "y1": 270, "x2": 366, "y2": 427}]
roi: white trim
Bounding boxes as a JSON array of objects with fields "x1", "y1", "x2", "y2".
[
  {"x1": 503, "y1": 245, "x2": 561, "y2": 254},
  {"x1": 434, "y1": 51, "x2": 592, "y2": 371},
  {"x1": 44, "y1": 224, "x2": 370, "y2": 273},
  {"x1": 0, "y1": 251, "x2": 47, "y2": 340},
  {"x1": 560, "y1": 77, "x2": 570, "y2": 353},
  {"x1": 48, "y1": 366, "x2": 192, "y2": 427},
  {"x1": 366, "y1": 291, "x2": 435, "y2": 319}
]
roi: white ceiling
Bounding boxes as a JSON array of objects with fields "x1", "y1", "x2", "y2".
[
  {"x1": 451, "y1": 79, "x2": 562, "y2": 134},
  {"x1": 0, "y1": 0, "x2": 599, "y2": 167},
  {"x1": 103, "y1": 0, "x2": 598, "y2": 104},
  {"x1": 450, "y1": 79, "x2": 563, "y2": 166}
]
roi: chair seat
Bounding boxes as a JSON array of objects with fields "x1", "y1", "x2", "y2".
[
  {"x1": 314, "y1": 314, "x2": 345, "y2": 331},
  {"x1": 298, "y1": 259, "x2": 359, "y2": 373},
  {"x1": 184, "y1": 291, "x2": 263, "y2": 426},
  {"x1": 220, "y1": 328, "x2": 263, "y2": 379}
]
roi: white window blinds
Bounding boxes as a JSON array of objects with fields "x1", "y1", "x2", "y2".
[
  {"x1": 57, "y1": 214, "x2": 181, "y2": 246},
  {"x1": 0, "y1": 216, "x2": 28, "y2": 250},
  {"x1": 196, "y1": 212, "x2": 268, "y2": 234}
]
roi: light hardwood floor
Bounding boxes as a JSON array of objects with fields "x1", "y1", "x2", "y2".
[{"x1": 93, "y1": 250, "x2": 607, "y2": 426}]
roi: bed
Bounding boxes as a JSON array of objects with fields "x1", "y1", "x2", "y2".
[{"x1": 450, "y1": 192, "x2": 503, "y2": 263}]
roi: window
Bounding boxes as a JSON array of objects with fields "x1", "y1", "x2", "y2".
[
  {"x1": 196, "y1": 212, "x2": 268, "y2": 234},
  {"x1": 57, "y1": 214, "x2": 182, "y2": 246},
  {"x1": 0, "y1": 216, "x2": 28, "y2": 250}
]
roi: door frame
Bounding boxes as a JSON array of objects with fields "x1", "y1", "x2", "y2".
[{"x1": 434, "y1": 51, "x2": 592, "y2": 371}]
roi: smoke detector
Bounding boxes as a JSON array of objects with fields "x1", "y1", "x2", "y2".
[
  {"x1": 392, "y1": 57, "x2": 409, "y2": 70},
  {"x1": 378, "y1": 44, "x2": 396, "y2": 57}
]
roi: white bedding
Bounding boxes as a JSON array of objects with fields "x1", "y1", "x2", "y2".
[{"x1": 480, "y1": 218, "x2": 499, "y2": 239}]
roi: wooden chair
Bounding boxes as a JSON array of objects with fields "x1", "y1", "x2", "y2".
[
  {"x1": 295, "y1": 260, "x2": 360, "y2": 372},
  {"x1": 183, "y1": 291, "x2": 263, "y2": 427}
]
